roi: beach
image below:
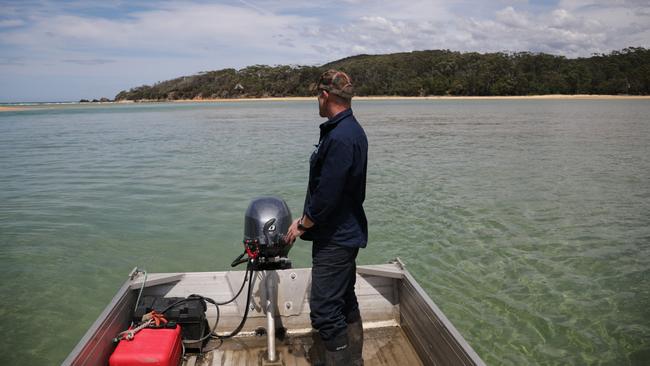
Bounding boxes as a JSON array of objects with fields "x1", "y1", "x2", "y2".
[
  {"x1": 168, "y1": 94, "x2": 650, "y2": 103},
  {"x1": 2, "y1": 95, "x2": 648, "y2": 112}
]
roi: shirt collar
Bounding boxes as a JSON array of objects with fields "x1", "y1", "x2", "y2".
[{"x1": 319, "y1": 108, "x2": 353, "y2": 132}]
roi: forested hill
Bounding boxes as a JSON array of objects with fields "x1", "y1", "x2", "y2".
[{"x1": 114, "y1": 47, "x2": 650, "y2": 101}]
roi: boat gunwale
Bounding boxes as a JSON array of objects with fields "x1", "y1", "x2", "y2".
[
  {"x1": 63, "y1": 260, "x2": 486, "y2": 366},
  {"x1": 400, "y1": 268, "x2": 486, "y2": 366},
  {"x1": 62, "y1": 279, "x2": 134, "y2": 366}
]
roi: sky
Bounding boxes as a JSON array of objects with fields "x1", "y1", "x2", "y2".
[{"x1": 1, "y1": 0, "x2": 649, "y2": 102}]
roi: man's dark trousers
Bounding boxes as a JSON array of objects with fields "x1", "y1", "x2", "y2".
[{"x1": 310, "y1": 240, "x2": 361, "y2": 352}]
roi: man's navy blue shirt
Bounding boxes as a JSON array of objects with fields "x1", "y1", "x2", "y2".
[{"x1": 302, "y1": 108, "x2": 368, "y2": 248}]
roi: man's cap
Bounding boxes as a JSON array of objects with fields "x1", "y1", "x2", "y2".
[{"x1": 317, "y1": 69, "x2": 354, "y2": 99}]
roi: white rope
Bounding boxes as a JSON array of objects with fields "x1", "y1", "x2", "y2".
[{"x1": 118, "y1": 319, "x2": 153, "y2": 341}]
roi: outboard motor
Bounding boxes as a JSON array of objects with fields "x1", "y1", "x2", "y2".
[
  {"x1": 232, "y1": 196, "x2": 293, "y2": 271},
  {"x1": 229, "y1": 196, "x2": 293, "y2": 364}
]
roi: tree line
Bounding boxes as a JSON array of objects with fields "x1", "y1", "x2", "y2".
[{"x1": 114, "y1": 47, "x2": 650, "y2": 101}]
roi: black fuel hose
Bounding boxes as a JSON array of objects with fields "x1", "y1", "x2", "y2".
[
  {"x1": 158, "y1": 263, "x2": 250, "y2": 314},
  {"x1": 214, "y1": 265, "x2": 255, "y2": 339},
  {"x1": 154, "y1": 262, "x2": 254, "y2": 344},
  {"x1": 231, "y1": 252, "x2": 247, "y2": 267},
  {"x1": 217, "y1": 263, "x2": 250, "y2": 305}
]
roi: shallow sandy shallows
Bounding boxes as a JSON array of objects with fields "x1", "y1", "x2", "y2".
[{"x1": 0, "y1": 106, "x2": 28, "y2": 112}]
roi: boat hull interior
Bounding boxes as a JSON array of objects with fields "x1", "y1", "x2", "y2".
[{"x1": 63, "y1": 261, "x2": 485, "y2": 366}]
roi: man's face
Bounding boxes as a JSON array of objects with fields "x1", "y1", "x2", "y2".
[{"x1": 318, "y1": 89, "x2": 328, "y2": 118}]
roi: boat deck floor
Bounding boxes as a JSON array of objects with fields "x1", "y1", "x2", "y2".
[{"x1": 183, "y1": 326, "x2": 423, "y2": 366}]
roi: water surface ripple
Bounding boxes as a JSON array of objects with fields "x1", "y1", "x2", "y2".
[{"x1": 1, "y1": 100, "x2": 648, "y2": 365}]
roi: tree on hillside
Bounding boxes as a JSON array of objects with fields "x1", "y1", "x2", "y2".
[{"x1": 114, "y1": 48, "x2": 650, "y2": 101}]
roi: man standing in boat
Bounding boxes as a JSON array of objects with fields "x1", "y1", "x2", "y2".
[{"x1": 285, "y1": 69, "x2": 368, "y2": 366}]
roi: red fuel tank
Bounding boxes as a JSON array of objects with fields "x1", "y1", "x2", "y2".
[{"x1": 109, "y1": 325, "x2": 182, "y2": 366}]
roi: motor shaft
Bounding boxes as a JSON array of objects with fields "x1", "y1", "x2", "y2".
[{"x1": 265, "y1": 271, "x2": 277, "y2": 362}]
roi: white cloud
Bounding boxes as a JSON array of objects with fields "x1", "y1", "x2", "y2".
[
  {"x1": 452, "y1": 3, "x2": 649, "y2": 56},
  {"x1": 1, "y1": 2, "x2": 319, "y2": 63},
  {"x1": 5, "y1": 1, "x2": 647, "y2": 64},
  {"x1": 289, "y1": 1, "x2": 649, "y2": 58},
  {"x1": 0, "y1": 19, "x2": 25, "y2": 28},
  {"x1": 1, "y1": 0, "x2": 649, "y2": 101},
  {"x1": 496, "y1": 6, "x2": 530, "y2": 28},
  {"x1": 63, "y1": 59, "x2": 116, "y2": 65},
  {"x1": 360, "y1": 16, "x2": 403, "y2": 35}
]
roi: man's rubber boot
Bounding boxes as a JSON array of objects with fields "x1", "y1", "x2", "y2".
[
  {"x1": 309, "y1": 331, "x2": 326, "y2": 366},
  {"x1": 325, "y1": 346, "x2": 352, "y2": 366},
  {"x1": 348, "y1": 320, "x2": 364, "y2": 366}
]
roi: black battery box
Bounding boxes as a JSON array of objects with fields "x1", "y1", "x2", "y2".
[{"x1": 134, "y1": 296, "x2": 209, "y2": 348}]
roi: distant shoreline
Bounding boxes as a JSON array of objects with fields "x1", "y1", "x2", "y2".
[
  {"x1": 2, "y1": 94, "x2": 649, "y2": 111},
  {"x1": 124, "y1": 94, "x2": 650, "y2": 103}
]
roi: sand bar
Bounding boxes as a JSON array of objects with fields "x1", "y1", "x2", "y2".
[
  {"x1": 0, "y1": 106, "x2": 29, "y2": 112},
  {"x1": 2, "y1": 95, "x2": 648, "y2": 110},
  {"x1": 165, "y1": 94, "x2": 650, "y2": 103},
  {"x1": 356, "y1": 94, "x2": 650, "y2": 100}
]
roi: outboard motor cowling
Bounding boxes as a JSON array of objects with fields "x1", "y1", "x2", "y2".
[{"x1": 237, "y1": 196, "x2": 292, "y2": 270}]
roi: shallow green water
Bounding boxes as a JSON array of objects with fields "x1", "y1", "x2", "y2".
[{"x1": 1, "y1": 100, "x2": 649, "y2": 365}]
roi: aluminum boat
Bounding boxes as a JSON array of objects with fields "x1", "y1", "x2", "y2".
[{"x1": 63, "y1": 258, "x2": 485, "y2": 366}]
